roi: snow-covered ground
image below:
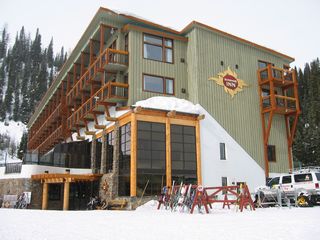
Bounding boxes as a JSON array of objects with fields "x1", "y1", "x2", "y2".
[
  {"x1": 0, "y1": 201, "x2": 319, "y2": 240},
  {"x1": 0, "y1": 121, "x2": 26, "y2": 144},
  {"x1": 0, "y1": 120, "x2": 26, "y2": 164}
]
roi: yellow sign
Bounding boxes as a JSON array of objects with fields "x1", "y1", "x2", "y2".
[{"x1": 209, "y1": 67, "x2": 248, "y2": 98}]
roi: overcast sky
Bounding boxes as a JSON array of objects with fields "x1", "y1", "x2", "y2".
[{"x1": 1, "y1": 0, "x2": 319, "y2": 68}]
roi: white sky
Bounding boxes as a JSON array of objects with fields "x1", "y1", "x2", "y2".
[{"x1": 1, "y1": 0, "x2": 319, "y2": 69}]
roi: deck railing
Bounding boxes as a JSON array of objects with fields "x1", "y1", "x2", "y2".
[
  {"x1": 67, "y1": 81, "x2": 128, "y2": 129},
  {"x1": 28, "y1": 103, "x2": 62, "y2": 149},
  {"x1": 66, "y1": 48, "x2": 128, "y2": 106},
  {"x1": 5, "y1": 162, "x2": 22, "y2": 174}
]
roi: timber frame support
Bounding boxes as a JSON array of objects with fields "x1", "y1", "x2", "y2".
[{"x1": 257, "y1": 64, "x2": 300, "y2": 177}]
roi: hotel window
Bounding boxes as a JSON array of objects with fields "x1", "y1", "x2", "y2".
[
  {"x1": 171, "y1": 125, "x2": 197, "y2": 184},
  {"x1": 267, "y1": 145, "x2": 276, "y2": 162},
  {"x1": 137, "y1": 121, "x2": 166, "y2": 196},
  {"x1": 118, "y1": 123, "x2": 131, "y2": 196},
  {"x1": 105, "y1": 131, "x2": 115, "y2": 173},
  {"x1": 143, "y1": 34, "x2": 173, "y2": 63},
  {"x1": 220, "y1": 143, "x2": 226, "y2": 160},
  {"x1": 143, "y1": 74, "x2": 174, "y2": 95}
]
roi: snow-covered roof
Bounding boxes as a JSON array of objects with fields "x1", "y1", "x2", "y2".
[{"x1": 134, "y1": 96, "x2": 201, "y2": 115}]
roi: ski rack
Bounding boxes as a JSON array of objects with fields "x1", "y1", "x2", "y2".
[
  {"x1": 157, "y1": 184, "x2": 255, "y2": 214},
  {"x1": 190, "y1": 184, "x2": 255, "y2": 214},
  {"x1": 289, "y1": 166, "x2": 320, "y2": 174}
]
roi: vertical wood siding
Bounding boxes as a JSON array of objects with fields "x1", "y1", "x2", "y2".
[{"x1": 185, "y1": 27, "x2": 291, "y2": 172}]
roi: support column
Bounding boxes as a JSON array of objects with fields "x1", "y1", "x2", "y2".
[
  {"x1": 130, "y1": 113, "x2": 137, "y2": 197},
  {"x1": 100, "y1": 25, "x2": 105, "y2": 54},
  {"x1": 112, "y1": 122, "x2": 120, "y2": 198},
  {"x1": 42, "y1": 182, "x2": 49, "y2": 210},
  {"x1": 100, "y1": 133, "x2": 107, "y2": 174},
  {"x1": 195, "y1": 121, "x2": 202, "y2": 185},
  {"x1": 166, "y1": 118, "x2": 172, "y2": 187},
  {"x1": 91, "y1": 135, "x2": 97, "y2": 174},
  {"x1": 63, "y1": 181, "x2": 70, "y2": 211}
]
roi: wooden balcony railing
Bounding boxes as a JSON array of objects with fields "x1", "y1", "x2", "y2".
[
  {"x1": 36, "y1": 125, "x2": 63, "y2": 153},
  {"x1": 28, "y1": 103, "x2": 62, "y2": 148},
  {"x1": 67, "y1": 81, "x2": 129, "y2": 130},
  {"x1": 261, "y1": 94, "x2": 298, "y2": 115},
  {"x1": 258, "y1": 65, "x2": 295, "y2": 87},
  {"x1": 66, "y1": 48, "x2": 129, "y2": 107}
]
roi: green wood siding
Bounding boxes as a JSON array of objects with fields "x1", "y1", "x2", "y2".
[
  {"x1": 127, "y1": 30, "x2": 188, "y2": 105},
  {"x1": 185, "y1": 26, "x2": 291, "y2": 172}
]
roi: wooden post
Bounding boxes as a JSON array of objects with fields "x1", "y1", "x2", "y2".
[
  {"x1": 195, "y1": 120, "x2": 202, "y2": 185},
  {"x1": 130, "y1": 113, "x2": 137, "y2": 197},
  {"x1": 63, "y1": 181, "x2": 70, "y2": 211},
  {"x1": 166, "y1": 118, "x2": 171, "y2": 187},
  {"x1": 42, "y1": 182, "x2": 49, "y2": 210}
]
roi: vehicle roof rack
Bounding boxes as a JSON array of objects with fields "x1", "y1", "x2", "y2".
[{"x1": 289, "y1": 166, "x2": 320, "y2": 174}]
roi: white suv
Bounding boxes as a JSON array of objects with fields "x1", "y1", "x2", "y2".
[{"x1": 255, "y1": 169, "x2": 320, "y2": 207}]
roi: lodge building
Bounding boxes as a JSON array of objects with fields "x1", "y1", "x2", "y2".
[{"x1": 0, "y1": 7, "x2": 300, "y2": 210}]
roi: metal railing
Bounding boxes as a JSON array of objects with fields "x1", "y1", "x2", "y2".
[{"x1": 5, "y1": 162, "x2": 22, "y2": 174}]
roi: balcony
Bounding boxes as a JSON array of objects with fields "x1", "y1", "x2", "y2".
[
  {"x1": 67, "y1": 81, "x2": 128, "y2": 131},
  {"x1": 66, "y1": 48, "x2": 129, "y2": 107},
  {"x1": 36, "y1": 125, "x2": 63, "y2": 154},
  {"x1": 258, "y1": 65, "x2": 294, "y2": 88},
  {"x1": 261, "y1": 95, "x2": 298, "y2": 115},
  {"x1": 28, "y1": 103, "x2": 62, "y2": 149}
]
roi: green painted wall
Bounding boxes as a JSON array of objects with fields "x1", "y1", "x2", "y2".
[{"x1": 185, "y1": 26, "x2": 291, "y2": 173}]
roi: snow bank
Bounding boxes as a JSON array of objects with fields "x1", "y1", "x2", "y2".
[{"x1": 0, "y1": 207, "x2": 319, "y2": 240}]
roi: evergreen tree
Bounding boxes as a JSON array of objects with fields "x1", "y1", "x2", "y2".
[
  {"x1": 293, "y1": 59, "x2": 320, "y2": 166},
  {"x1": 47, "y1": 38, "x2": 54, "y2": 86},
  {"x1": 18, "y1": 131, "x2": 28, "y2": 160},
  {"x1": 0, "y1": 26, "x2": 9, "y2": 59},
  {"x1": 29, "y1": 29, "x2": 42, "y2": 111}
]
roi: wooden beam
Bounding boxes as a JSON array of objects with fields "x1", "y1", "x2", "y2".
[
  {"x1": 166, "y1": 118, "x2": 171, "y2": 187},
  {"x1": 197, "y1": 114, "x2": 205, "y2": 120},
  {"x1": 195, "y1": 120, "x2": 202, "y2": 185},
  {"x1": 133, "y1": 106, "x2": 142, "y2": 113},
  {"x1": 63, "y1": 181, "x2": 70, "y2": 211},
  {"x1": 85, "y1": 131, "x2": 96, "y2": 135},
  {"x1": 106, "y1": 116, "x2": 118, "y2": 122},
  {"x1": 42, "y1": 182, "x2": 49, "y2": 210},
  {"x1": 167, "y1": 110, "x2": 176, "y2": 118},
  {"x1": 76, "y1": 136, "x2": 85, "y2": 141},
  {"x1": 130, "y1": 113, "x2": 137, "y2": 197},
  {"x1": 94, "y1": 124, "x2": 106, "y2": 130}
]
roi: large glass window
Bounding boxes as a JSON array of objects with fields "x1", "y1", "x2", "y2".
[
  {"x1": 105, "y1": 131, "x2": 115, "y2": 173},
  {"x1": 171, "y1": 125, "x2": 197, "y2": 184},
  {"x1": 118, "y1": 123, "x2": 131, "y2": 196},
  {"x1": 137, "y1": 121, "x2": 166, "y2": 196},
  {"x1": 143, "y1": 74, "x2": 174, "y2": 95},
  {"x1": 144, "y1": 34, "x2": 173, "y2": 63}
]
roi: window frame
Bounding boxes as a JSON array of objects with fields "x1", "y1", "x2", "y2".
[
  {"x1": 142, "y1": 73, "x2": 175, "y2": 95},
  {"x1": 220, "y1": 143, "x2": 226, "y2": 160},
  {"x1": 267, "y1": 145, "x2": 276, "y2": 162},
  {"x1": 143, "y1": 33, "x2": 174, "y2": 63}
]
